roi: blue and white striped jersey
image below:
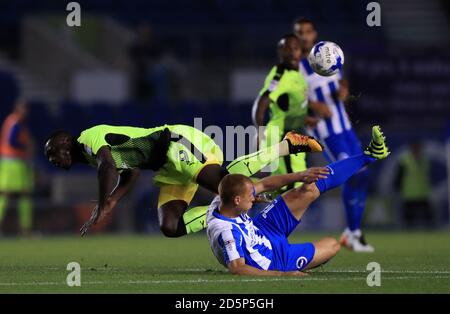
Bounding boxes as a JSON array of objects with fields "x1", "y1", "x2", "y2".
[
  {"x1": 206, "y1": 196, "x2": 274, "y2": 270},
  {"x1": 299, "y1": 57, "x2": 352, "y2": 139}
]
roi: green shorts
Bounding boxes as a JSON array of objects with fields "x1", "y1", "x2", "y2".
[
  {"x1": 154, "y1": 125, "x2": 223, "y2": 206},
  {"x1": 0, "y1": 158, "x2": 33, "y2": 193}
]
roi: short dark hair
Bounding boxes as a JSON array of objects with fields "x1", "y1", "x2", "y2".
[
  {"x1": 219, "y1": 174, "x2": 253, "y2": 205},
  {"x1": 293, "y1": 17, "x2": 316, "y2": 29},
  {"x1": 44, "y1": 129, "x2": 69, "y2": 145},
  {"x1": 277, "y1": 33, "x2": 300, "y2": 49}
]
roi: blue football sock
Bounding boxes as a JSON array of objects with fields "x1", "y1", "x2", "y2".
[
  {"x1": 343, "y1": 168, "x2": 370, "y2": 231},
  {"x1": 315, "y1": 154, "x2": 376, "y2": 194}
]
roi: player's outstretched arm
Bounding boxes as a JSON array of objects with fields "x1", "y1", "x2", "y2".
[
  {"x1": 108, "y1": 169, "x2": 140, "y2": 209},
  {"x1": 254, "y1": 167, "x2": 329, "y2": 194},
  {"x1": 80, "y1": 146, "x2": 118, "y2": 236},
  {"x1": 228, "y1": 258, "x2": 306, "y2": 277}
]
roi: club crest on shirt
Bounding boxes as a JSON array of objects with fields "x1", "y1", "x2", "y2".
[{"x1": 179, "y1": 150, "x2": 194, "y2": 166}]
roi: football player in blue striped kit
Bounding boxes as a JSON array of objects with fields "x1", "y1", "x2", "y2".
[
  {"x1": 294, "y1": 17, "x2": 375, "y2": 252},
  {"x1": 207, "y1": 126, "x2": 389, "y2": 275}
]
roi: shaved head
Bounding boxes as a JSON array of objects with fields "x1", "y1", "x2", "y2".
[
  {"x1": 44, "y1": 130, "x2": 76, "y2": 169},
  {"x1": 218, "y1": 174, "x2": 253, "y2": 206}
]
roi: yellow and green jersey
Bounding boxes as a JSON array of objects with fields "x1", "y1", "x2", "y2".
[
  {"x1": 77, "y1": 124, "x2": 171, "y2": 171},
  {"x1": 399, "y1": 151, "x2": 431, "y2": 201},
  {"x1": 259, "y1": 64, "x2": 308, "y2": 133}
]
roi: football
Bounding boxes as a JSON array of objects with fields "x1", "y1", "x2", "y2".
[{"x1": 308, "y1": 41, "x2": 345, "y2": 76}]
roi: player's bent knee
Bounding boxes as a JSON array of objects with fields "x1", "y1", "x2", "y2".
[
  {"x1": 325, "y1": 237, "x2": 340, "y2": 256},
  {"x1": 287, "y1": 183, "x2": 320, "y2": 202},
  {"x1": 158, "y1": 210, "x2": 186, "y2": 238},
  {"x1": 159, "y1": 221, "x2": 184, "y2": 238},
  {"x1": 158, "y1": 200, "x2": 188, "y2": 238}
]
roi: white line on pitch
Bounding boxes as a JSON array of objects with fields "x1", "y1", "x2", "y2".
[{"x1": 1, "y1": 275, "x2": 450, "y2": 287}]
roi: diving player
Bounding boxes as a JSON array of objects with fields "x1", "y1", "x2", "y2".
[{"x1": 44, "y1": 124, "x2": 322, "y2": 237}]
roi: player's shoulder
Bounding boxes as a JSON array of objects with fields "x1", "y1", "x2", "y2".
[
  {"x1": 80, "y1": 124, "x2": 111, "y2": 135},
  {"x1": 206, "y1": 197, "x2": 238, "y2": 232},
  {"x1": 79, "y1": 126, "x2": 122, "y2": 149},
  {"x1": 265, "y1": 64, "x2": 289, "y2": 79}
]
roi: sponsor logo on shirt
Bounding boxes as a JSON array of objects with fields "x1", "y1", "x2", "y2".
[
  {"x1": 179, "y1": 150, "x2": 194, "y2": 166},
  {"x1": 296, "y1": 256, "x2": 308, "y2": 270}
]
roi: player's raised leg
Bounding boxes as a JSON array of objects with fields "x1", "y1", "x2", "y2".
[
  {"x1": 284, "y1": 126, "x2": 390, "y2": 268},
  {"x1": 225, "y1": 132, "x2": 322, "y2": 177},
  {"x1": 158, "y1": 129, "x2": 324, "y2": 237},
  {"x1": 195, "y1": 131, "x2": 322, "y2": 194},
  {"x1": 281, "y1": 125, "x2": 389, "y2": 220}
]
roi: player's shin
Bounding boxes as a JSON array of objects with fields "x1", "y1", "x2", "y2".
[
  {"x1": 315, "y1": 154, "x2": 376, "y2": 194},
  {"x1": 226, "y1": 141, "x2": 288, "y2": 176},
  {"x1": 183, "y1": 205, "x2": 208, "y2": 234},
  {"x1": 0, "y1": 194, "x2": 7, "y2": 223}
]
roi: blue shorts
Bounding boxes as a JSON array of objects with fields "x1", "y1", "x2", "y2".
[
  {"x1": 322, "y1": 130, "x2": 363, "y2": 163},
  {"x1": 253, "y1": 196, "x2": 315, "y2": 271}
]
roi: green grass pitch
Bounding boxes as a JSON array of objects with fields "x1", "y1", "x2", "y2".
[{"x1": 0, "y1": 231, "x2": 449, "y2": 293}]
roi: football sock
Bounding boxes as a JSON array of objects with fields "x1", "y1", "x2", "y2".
[
  {"x1": 315, "y1": 154, "x2": 376, "y2": 194},
  {"x1": 343, "y1": 168, "x2": 370, "y2": 231},
  {"x1": 0, "y1": 195, "x2": 7, "y2": 223},
  {"x1": 183, "y1": 205, "x2": 208, "y2": 234},
  {"x1": 226, "y1": 141, "x2": 289, "y2": 176},
  {"x1": 18, "y1": 197, "x2": 32, "y2": 231}
]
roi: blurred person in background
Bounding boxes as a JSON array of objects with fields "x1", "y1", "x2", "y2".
[
  {"x1": 0, "y1": 100, "x2": 34, "y2": 236},
  {"x1": 394, "y1": 142, "x2": 433, "y2": 228},
  {"x1": 294, "y1": 17, "x2": 374, "y2": 252},
  {"x1": 252, "y1": 33, "x2": 318, "y2": 196}
]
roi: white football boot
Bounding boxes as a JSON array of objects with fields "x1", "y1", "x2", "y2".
[{"x1": 339, "y1": 228, "x2": 375, "y2": 253}]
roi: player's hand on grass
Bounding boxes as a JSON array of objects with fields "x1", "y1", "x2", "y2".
[
  {"x1": 80, "y1": 198, "x2": 118, "y2": 236},
  {"x1": 80, "y1": 204, "x2": 100, "y2": 236},
  {"x1": 299, "y1": 167, "x2": 330, "y2": 184}
]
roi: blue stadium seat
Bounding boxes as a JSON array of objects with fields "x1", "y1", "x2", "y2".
[{"x1": 85, "y1": 102, "x2": 116, "y2": 127}]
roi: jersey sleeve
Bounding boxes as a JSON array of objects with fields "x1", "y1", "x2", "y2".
[
  {"x1": 218, "y1": 227, "x2": 244, "y2": 265},
  {"x1": 77, "y1": 126, "x2": 110, "y2": 155},
  {"x1": 267, "y1": 74, "x2": 289, "y2": 104},
  {"x1": 258, "y1": 66, "x2": 278, "y2": 97}
]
